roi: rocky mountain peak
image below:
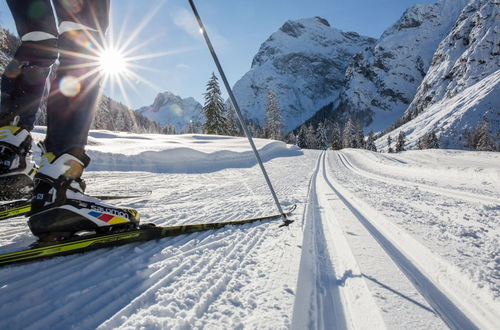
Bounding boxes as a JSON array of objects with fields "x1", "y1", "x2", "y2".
[
  {"x1": 136, "y1": 91, "x2": 203, "y2": 132},
  {"x1": 234, "y1": 17, "x2": 375, "y2": 132},
  {"x1": 331, "y1": 0, "x2": 469, "y2": 132}
]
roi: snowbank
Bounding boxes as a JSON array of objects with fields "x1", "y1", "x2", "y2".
[{"x1": 31, "y1": 128, "x2": 302, "y2": 173}]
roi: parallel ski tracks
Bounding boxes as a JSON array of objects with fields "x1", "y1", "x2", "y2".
[
  {"x1": 314, "y1": 151, "x2": 497, "y2": 329},
  {"x1": 337, "y1": 152, "x2": 499, "y2": 206}
]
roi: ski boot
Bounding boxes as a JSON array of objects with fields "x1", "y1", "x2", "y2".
[
  {"x1": 28, "y1": 146, "x2": 140, "y2": 242},
  {"x1": 0, "y1": 124, "x2": 36, "y2": 200}
]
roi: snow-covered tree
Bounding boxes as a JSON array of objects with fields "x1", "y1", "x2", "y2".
[
  {"x1": 366, "y1": 131, "x2": 377, "y2": 152},
  {"x1": 395, "y1": 131, "x2": 406, "y2": 152},
  {"x1": 306, "y1": 125, "x2": 317, "y2": 149},
  {"x1": 225, "y1": 104, "x2": 240, "y2": 136},
  {"x1": 247, "y1": 118, "x2": 264, "y2": 138},
  {"x1": 203, "y1": 73, "x2": 227, "y2": 135},
  {"x1": 342, "y1": 119, "x2": 355, "y2": 148},
  {"x1": 387, "y1": 135, "x2": 394, "y2": 153},
  {"x1": 184, "y1": 120, "x2": 203, "y2": 134},
  {"x1": 354, "y1": 121, "x2": 365, "y2": 149},
  {"x1": 162, "y1": 124, "x2": 176, "y2": 135},
  {"x1": 420, "y1": 131, "x2": 440, "y2": 149},
  {"x1": 297, "y1": 125, "x2": 307, "y2": 148},
  {"x1": 331, "y1": 122, "x2": 342, "y2": 150},
  {"x1": 317, "y1": 122, "x2": 328, "y2": 150},
  {"x1": 264, "y1": 90, "x2": 284, "y2": 140},
  {"x1": 285, "y1": 131, "x2": 297, "y2": 145},
  {"x1": 466, "y1": 119, "x2": 496, "y2": 151}
]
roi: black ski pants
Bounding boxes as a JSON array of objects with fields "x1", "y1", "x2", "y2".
[{"x1": 1, "y1": 0, "x2": 110, "y2": 156}]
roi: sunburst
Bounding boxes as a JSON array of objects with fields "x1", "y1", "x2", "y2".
[
  {"x1": 99, "y1": 47, "x2": 128, "y2": 76},
  {"x1": 50, "y1": 0, "x2": 192, "y2": 112}
]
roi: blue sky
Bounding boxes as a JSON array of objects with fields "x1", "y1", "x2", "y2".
[{"x1": 0, "y1": 0, "x2": 436, "y2": 109}]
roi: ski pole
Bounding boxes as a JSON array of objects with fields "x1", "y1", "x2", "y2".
[{"x1": 187, "y1": 0, "x2": 292, "y2": 226}]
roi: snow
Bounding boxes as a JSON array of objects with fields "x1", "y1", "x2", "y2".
[
  {"x1": 231, "y1": 17, "x2": 375, "y2": 132},
  {"x1": 377, "y1": 69, "x2": 500, "y2": 150},
  {"x1": 135, "y1": 91, "x2": 203, "y2": 133},
  {"x1": 342, "y1": 0, "x2": 468, "y2": 133},
  {"x1": 1, "y1": 131, "x2": 499, "y2": 329}
]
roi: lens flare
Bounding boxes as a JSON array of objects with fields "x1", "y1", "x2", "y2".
[{"x1": 59, "y1": 76, "x2": 81, "y2": 97}]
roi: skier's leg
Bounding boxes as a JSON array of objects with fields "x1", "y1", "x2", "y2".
[
  {"x1": 44, "y1": 0, "x2": 110, "y2": 156},
  {"x1": 0, "y1": 0, "x2": 58, "y2": 129},
  {"x1": 0, "y1": 0, "x2": 58, "y2": 200},
  {"x1": 29, "y1": 0, "x2": 139, "y2": 240}
]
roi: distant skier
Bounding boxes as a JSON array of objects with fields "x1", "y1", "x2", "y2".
[{"x1": 0, "y1": 0, "x2": 139, "y2": 241}]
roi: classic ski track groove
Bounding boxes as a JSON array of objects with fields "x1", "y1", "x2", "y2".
[
  {"x1": 338, "y1": 151, "x2": 499, "y2": 205},
  {"x1": 325, "y1": 151, "x2": 492, "y2": 330},
  {"x1": 292, "y1": 154, "x2": 353, "y2": 329}
]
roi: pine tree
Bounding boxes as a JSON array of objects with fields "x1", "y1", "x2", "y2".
[
  {"x1": 162, "y1": 124, "x2": 176, "y2": 134},
  {"x1": 203, "y1": 73, "x2": 227, "y2": 135},
  {"x1": 285, "y1": 131, "x2": 297, "y2": 145},
  {"x1": 331, "y1": 122, "x2": 342, "y2": 150},
  {"x1": 354, "y1": 121, "x2": 365, "y2": 149},
  {"x1": 317, "y1": 122, "x2": 328, "y2": 150},
  {"x1": 184, "y1": 120, "x2": 202, "y2": 134},
  {"x1": 225, "y1": 104, "x2": 240, "y2": 136},
  {"x1": 474, "y1": 119, "x2": 496, "y2": 151},
  {"x1": 297, "y1": 125, "x2": 307, "y2": 148},
  {"x1": 387, "y1": 135, "x2": 394, "y2": 153},
  {"x1": 264, "y1": 90, "x2": 284, "y2": 140},
  {"x1": 425, "y1": 131, "x2": 439, "y2": 149},
  {"x1": 366, "y1": 131, "x2": 377, "y2": 152},
  {"x1": 395, "y1": 131, "x2": 406, "y2": 152},
  {"x1": 342, "y1": 119, "x2": 355, "y2": 148},
  {"x1": 306, "y1": 125, "x2": 317, "y2": 149}
]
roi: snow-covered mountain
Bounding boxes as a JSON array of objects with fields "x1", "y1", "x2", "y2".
[
  {"x1": 136, "y1": 91, "x2": 203, "y2": 132},
  {"x1": 339, "y1": 0, "x2": 469, "y2": 132},
  {"x1": 378, "y1": 0, "x2": 500, "y2": 149},
  {"x1": 231, "y1": 17, "x2": 375, "y2": 132}
]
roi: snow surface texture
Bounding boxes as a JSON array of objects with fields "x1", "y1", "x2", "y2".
[
  {"x1": 231, "y1": 17, "x2": 375, "y2": 132},
  {"x1": 136, "y1": 91, "x2": 204, "y2": 133},
  {"x1": 340, "y1": 0, "x2": 469, "y2": 132},
  {"x1": 0, "y1": 131, "x2": 499, "y2": 329}
]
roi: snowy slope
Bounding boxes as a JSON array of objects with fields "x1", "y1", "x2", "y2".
[
  {"x1": 406, "y1": 0, "x2": 500, "y2": 118},
  {"x1": 0, "y1": 132, "x2": 499, "y2": 329},
  {"x1": 377, "y1": 70, "x2": 500, "y2": 150},
  {"x1": 339, "y1": 0, "x2": 469, "y2": 132},
  {"x1": 389, "y1": 0, "x2": 500, "y2": 148},
  {"x1": 231, "y1": 17, "x2": 375, "y2": 132},
  {"x1": 136, "y1": 91, "x2": 203, "y2": 132}
]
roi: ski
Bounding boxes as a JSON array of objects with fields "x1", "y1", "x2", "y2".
[
  {"x1": 0, "y1": 205, "x2": 296, "y2": 267},
  {"x1": 0, "y1": 191, "x2": 152, "y2": 221}
]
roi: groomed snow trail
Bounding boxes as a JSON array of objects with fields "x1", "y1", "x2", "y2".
[
  {"x1": 1, "y1": 131, "x2": 498, "y2": 329},
  {"x1": 293, "y1": 150, "x2": 499, "y2": 329},
  {"x1": 0, "y1": 132, "x2": 320, "y2": 329}
]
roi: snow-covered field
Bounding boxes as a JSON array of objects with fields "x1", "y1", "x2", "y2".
[{"x1": 0, "y1": 130, "x2": 498, "y2": 329}]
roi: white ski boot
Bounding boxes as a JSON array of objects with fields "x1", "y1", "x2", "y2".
[
  {"x1": 28, "y1": 146, "x2": 139, "y2": 241},
  {"x1": 0, "y1": 124, "x2": 36, "y2": 200}
]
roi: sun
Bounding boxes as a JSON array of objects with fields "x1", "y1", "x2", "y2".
[{"x1": 99, "y1": 48, "x2": 128, "y2": 76}]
